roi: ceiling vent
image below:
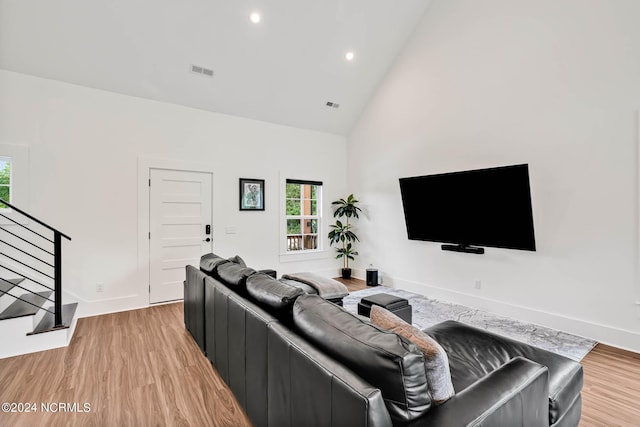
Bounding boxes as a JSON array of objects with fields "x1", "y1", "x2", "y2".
[
  {"x1": 191, "y1": 64, "x2": 214, "y2": 77},
  {"x1": 325, "y1": 101, "x2": 340, "y2": 109}
]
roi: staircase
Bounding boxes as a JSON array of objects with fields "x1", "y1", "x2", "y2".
[{"x1": 0, "y1": 199, "x2": 78, "y2": 359}]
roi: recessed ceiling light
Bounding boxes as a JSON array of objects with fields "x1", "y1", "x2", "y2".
[
  {"x1": 250, "y1": 12, "x2": 261, "y2": 24},
  {"x1": 345, "y1": 51, "x2": 355, "y2": 61}
]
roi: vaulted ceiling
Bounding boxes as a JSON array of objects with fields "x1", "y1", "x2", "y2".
[{"x1": 0, "y1": 0, "x2": 431, "y2": 135}]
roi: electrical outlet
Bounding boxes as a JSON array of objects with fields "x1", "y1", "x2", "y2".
[
  {"x1": 96, "y1": 283, "x2": 104, "y2": 293},
  {"x1": 474, "y1": 280, "x2": 482, "y2": 290}
]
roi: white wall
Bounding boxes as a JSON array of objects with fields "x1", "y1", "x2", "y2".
[
  {"x1": 348, "y1": 0, "x2": 640, "y2": 351},
  {"x1": 0, "y1": 70, "x2": 347, "y2": 316}
]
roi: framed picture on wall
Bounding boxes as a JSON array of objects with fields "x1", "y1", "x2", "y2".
[{"x1": 239, "y1": 178, "x2": 265, "y2": 211}]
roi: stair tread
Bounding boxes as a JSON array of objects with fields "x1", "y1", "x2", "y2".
[
  {"x1": 0, "y1": 282, "x2": 14, "y2": 296},
  {"x1": 0, "y1": 278, "x2": 25, "y2": 295},
  {"x1": 29, "y1": 302, "x2": 78, "y2": 335},
  {"x1": 0, "y1": 291, "x2": 53, "y2": 320}
]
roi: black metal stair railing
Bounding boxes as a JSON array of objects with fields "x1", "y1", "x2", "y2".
[{"x1": 0, "y1": 198, "x2": 71, "y2": 328}]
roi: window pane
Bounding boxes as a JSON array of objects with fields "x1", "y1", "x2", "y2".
[
  {"x1": 286, "y1": 183, "x2": 300, "y2": 199},
  {"x1": 302, "y1": 199, "x2": 314, "y2": 216},
  {"x1": 303, "y1": 219, "x2": 318, "y2": 234},
  {"x1": 284, "y1": 180, "x2": 321, "y2": 253},
  {"x1": 287, "y1": 219, "x2": 301, "y2": 234},
  {"x1": 287, "y1": 235, "x2": 302, "y2": 251},
  {"x1": 0, "y1": 186, "x2": 9, "y2": 207},
  {"x1": 303, "y1": 234, "x2": 318, "y2": 250},
  {"x1": 302, "y1": 184, "x2": 312, "y2": 200},
  {"x1": 286, "y1": 199, "x2": 300, "y2": 215},
  {"x1": 0, "y1": 159, "x2": 10, "y2": 185}
]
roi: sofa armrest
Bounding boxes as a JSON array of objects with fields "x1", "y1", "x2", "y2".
[{"x1": 408, "y1": 356, "x2": 549, "y2": 427}]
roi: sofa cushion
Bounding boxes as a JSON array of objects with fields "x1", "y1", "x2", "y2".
[
  {"x1": 216, "y1": 261, "x2": 257, "y2": 287},
  {"x1": 425, "y1": 320, "x2": 583, "y2": 426},
  {"x1": 200, "y1": 253, "x2": 229, "y2": 275},
  {"x1": 246, "y1": 273, "x2": 304, "y2": 310},
  {"x1": 278, "y1": 278, "x2": 319, "y2": 295},
  {"x1": 228, "y1": 255, "x2": 247, "y2": 267},
  {"x1": 371, "y1": 305, "x2": 455, "y2": 405},
  {"x1": 293, "y1": 294, "x2": 431, "y2": 424},
  {"x1": 281, "y1": 273, "x2": 348, "y2": 299}
]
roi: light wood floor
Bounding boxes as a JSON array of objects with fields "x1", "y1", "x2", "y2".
[
  {"x1": 0, "y1": 292, "x2": 639, "y2": 426},
  {"x1": 580, "y1": 344, "x2": 640, "y2": 426},
  {"x1": 335, "y1": 276, "x2": 368, "y2": 292},
  {"x1": 0, "y1": 303, "x2": 251, "y2": 427}
]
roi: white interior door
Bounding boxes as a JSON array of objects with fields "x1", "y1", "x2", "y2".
[{"x1": 149, "y1": 168, "x2": 212, "y2": 304}]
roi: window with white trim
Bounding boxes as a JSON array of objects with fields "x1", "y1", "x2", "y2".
[
  {"x1": 0, "y1": 156, "x2": 11, "y2": 208},
  {"x1": 285, "y1": 179, "x2": 322, "y2": 252}
]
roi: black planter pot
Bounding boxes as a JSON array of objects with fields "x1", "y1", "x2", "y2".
[{"x1": 341, "y1": 268, "x2": 352, "y2": 279}]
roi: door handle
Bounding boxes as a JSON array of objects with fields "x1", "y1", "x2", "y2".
[{"x1": 203, "y1": 237, "x2": 211, "y2": 242}]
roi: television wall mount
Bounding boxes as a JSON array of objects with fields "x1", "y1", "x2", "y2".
[{"x1": 441, "y1": 244, "x2": 485, "y2": 255}]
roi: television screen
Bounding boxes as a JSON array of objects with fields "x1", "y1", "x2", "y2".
[{"x1": 399, "y1": 164, "x2": 536, "y2": 251}]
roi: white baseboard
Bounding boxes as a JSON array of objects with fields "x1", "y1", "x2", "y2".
[{"x1": 63, "y1": 289, "x2": 148, "y2": 319}]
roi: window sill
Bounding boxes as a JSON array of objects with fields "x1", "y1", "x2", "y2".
[{"x1": 279, "y1": 250, "x2": 329, "y2": 263}]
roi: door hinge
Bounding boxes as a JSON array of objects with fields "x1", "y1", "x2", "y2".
[
  {"x1": 148, "y1": 232, "x2": 151, "y2": 239},
  {"x1": 149, "y1": 179, "x2": 151, "y2": 187}
]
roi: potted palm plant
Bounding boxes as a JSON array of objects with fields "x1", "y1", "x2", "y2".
[{"x1": 328, "y1": 194, "x2": 361, "y2": 279}]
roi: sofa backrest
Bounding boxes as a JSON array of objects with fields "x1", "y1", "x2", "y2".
[
  {"x1": 184, "y1": 265, "x2": 207, "y2": 352},
  {"x1": 293, "y1": 294, "x2": 431, "y2": 424},
  {"x1": 204, "y1": 275, "x2": 278, "y2": 423},
  {"x1": 267, "y1": 322, "x2": 392, "y2": 427},
  {"x1": 216, "y1": 261, "x2": 257, "y2": 289},
  {"x1": 199, "y1": 252, "x2": 230, "y2": 274},
  {"x1": 201, "y1": 274, "x2": 393, "y2": 427}
]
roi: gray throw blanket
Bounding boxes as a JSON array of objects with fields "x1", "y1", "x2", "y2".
[{"x1": 281, "y1": 272, "x2": 349, "y2": 299}]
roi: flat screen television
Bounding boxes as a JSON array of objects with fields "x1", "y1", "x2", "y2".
[{"x1": 399, "y1": 164, "x2": 536, "y2": 252}]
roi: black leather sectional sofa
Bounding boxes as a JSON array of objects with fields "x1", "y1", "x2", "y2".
[{"x1": 184, "y1": 254, "x2": 583, "y2": 426}]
